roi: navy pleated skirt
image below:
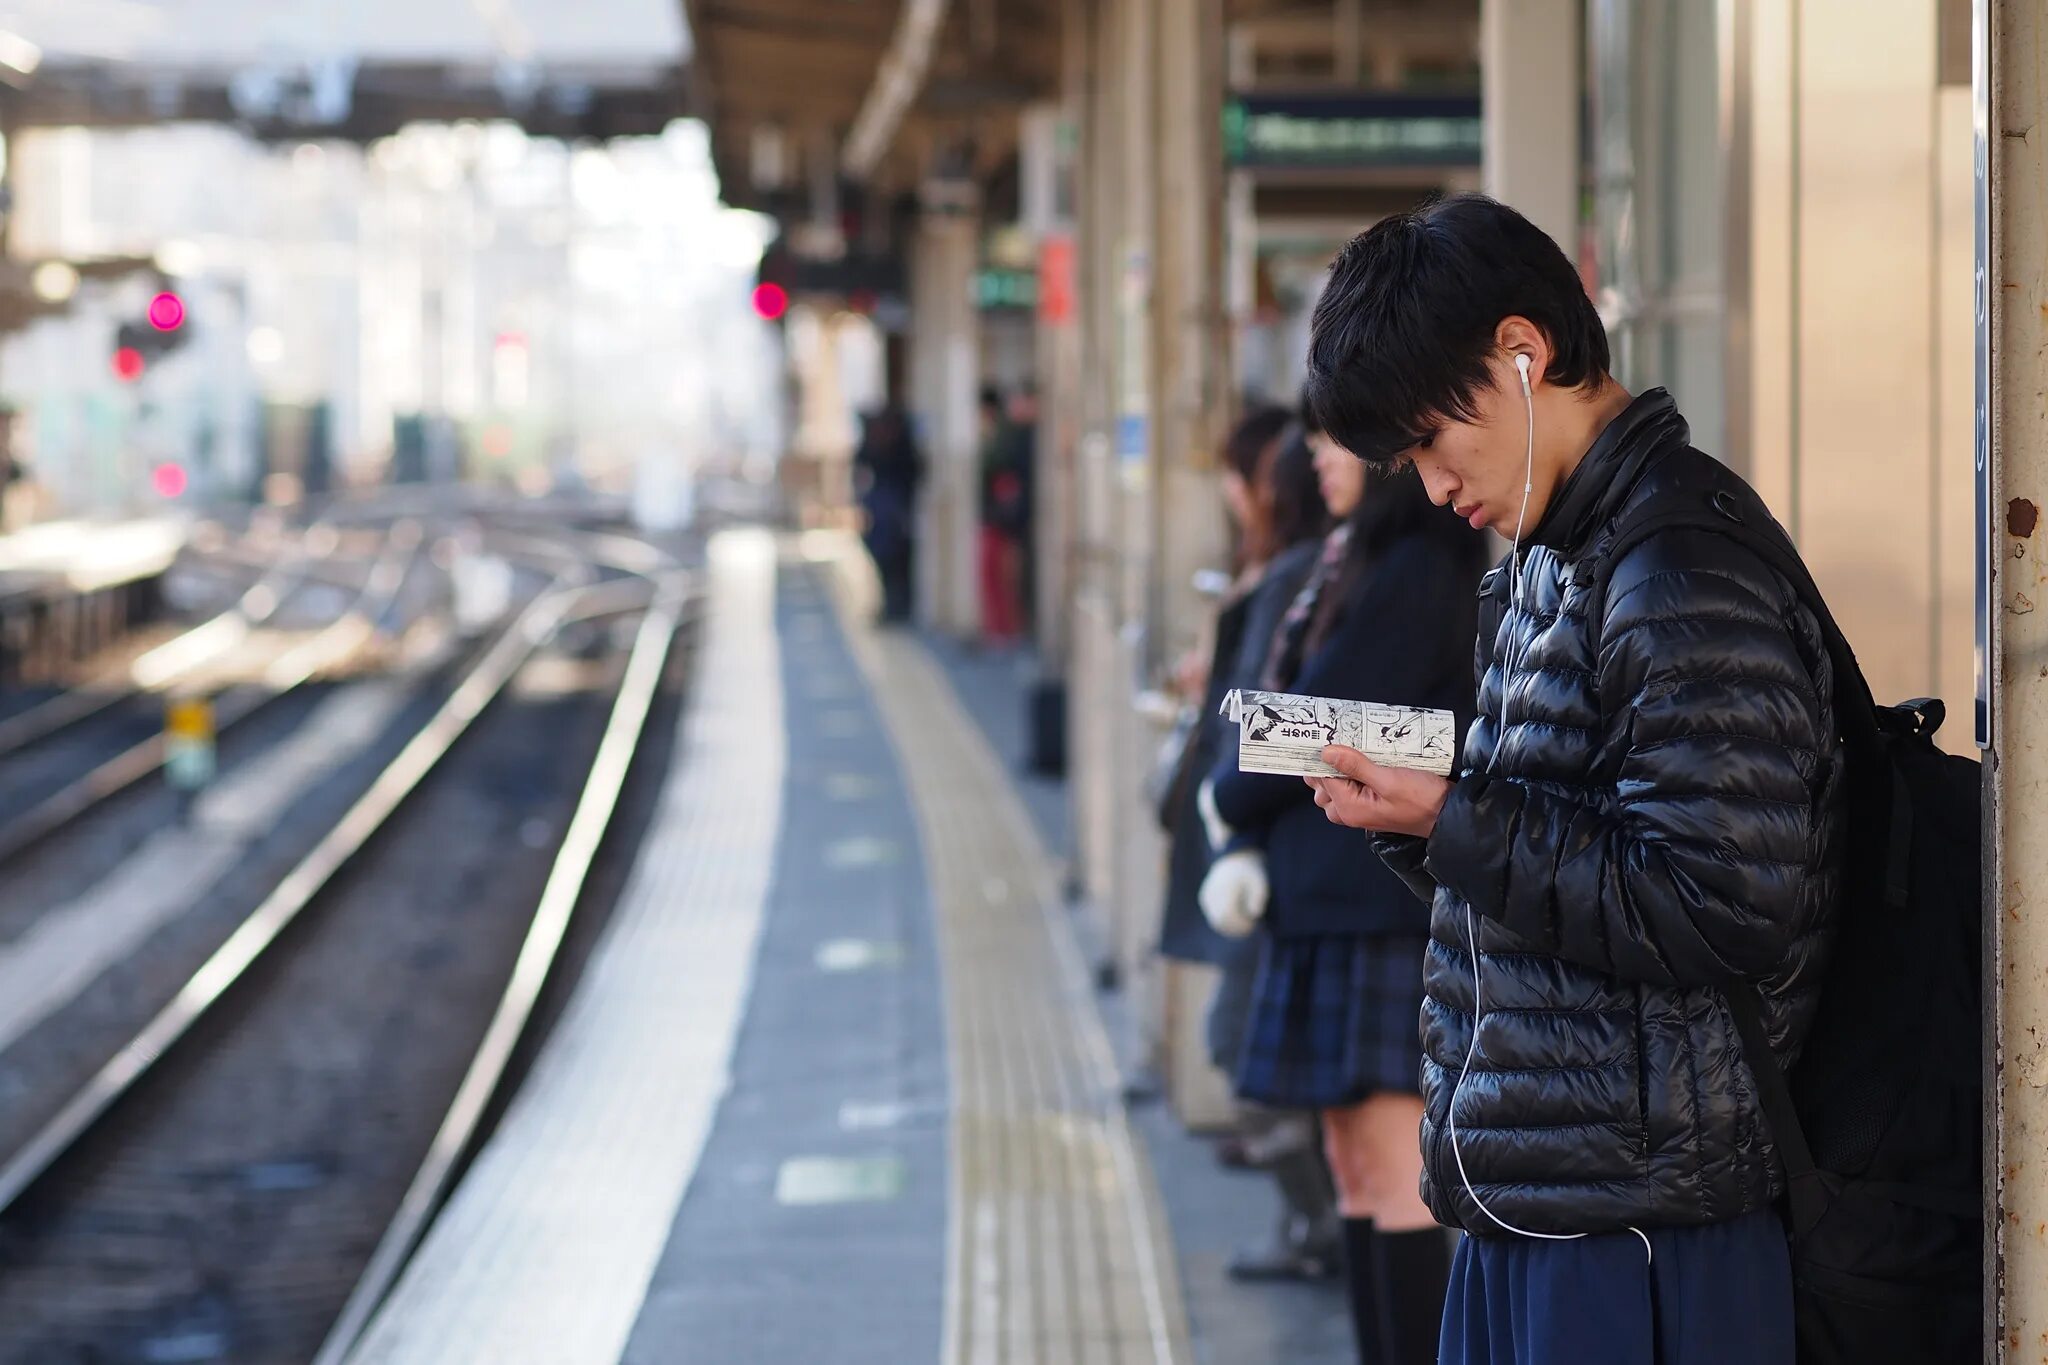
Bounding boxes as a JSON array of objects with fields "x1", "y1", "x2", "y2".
[
  {"x1": 1203, "y1": 932, "x2": 1264, "y2": 1073},
  {"x1": 1439, "y1": 1210, "x2": 1796, "y2": 1365},
  {"x1": 1230, "y1": 931, "x2": 1428, "y2": 1110}
]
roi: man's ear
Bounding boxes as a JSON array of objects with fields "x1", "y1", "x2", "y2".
[{"x1": 1494, "y1": 316, "x2": 1551, "y2": 386}]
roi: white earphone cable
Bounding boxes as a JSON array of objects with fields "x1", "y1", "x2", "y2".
[
  {"x1": 1509, "y1": 353, "x2": 1536, "y2": 615},
  {"x1": 1447, "y1": 352, "x2": 1651, "y2": 1265}
]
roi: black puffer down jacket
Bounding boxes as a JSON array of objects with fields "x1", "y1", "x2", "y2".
[{"x1": 1379, "y1": 390, "x2": 1846, "y2": 1237}]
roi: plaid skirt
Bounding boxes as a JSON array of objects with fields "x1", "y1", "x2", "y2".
[{"x1": 1231, "y1": 932, "x2": 1429, "y2": 1110}]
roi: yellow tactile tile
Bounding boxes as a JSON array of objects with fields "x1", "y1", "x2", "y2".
[{"x1": 822, "y1": 538, "x2": 1193, "y2": 1365}]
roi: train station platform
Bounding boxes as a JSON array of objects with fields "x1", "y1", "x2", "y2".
[
  {"x1": 0, "y1": 518, "x2": 188, "y2": 685},
  {"x1": 342, "y1": 528, "x2": 1349, "y2": 1364}
]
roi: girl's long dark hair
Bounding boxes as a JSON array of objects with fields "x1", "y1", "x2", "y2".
[
  {"x1": 1266, "y1": 424, "x2": 1329, "y2": 553},
  {"x1": 1304, "y1": 461, "x2": 1490, "y2": 655},
  {"x1": 1225, "y1": 404, "x2": 1295, "y2": 568}
]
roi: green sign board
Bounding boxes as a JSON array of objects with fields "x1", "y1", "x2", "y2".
[
  {"x1": 974, "y1": 267, "x2": 1039, "y2": 311},
  {"x1": 1223, "y1": 92, "x2": 1482, "y2": 169}
]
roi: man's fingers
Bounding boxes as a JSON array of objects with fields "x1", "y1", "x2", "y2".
[{"x1": 1320, "y1": 744, "x2": 1379, "y2": 783}]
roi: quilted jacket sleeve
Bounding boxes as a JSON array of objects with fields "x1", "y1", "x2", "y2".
[
  {"x1": 1372, "y1": 834, "x2": 1440, "y2": 905},
  {"x1": 1423, "y1": 530, "x2": 1829, "y2": 987}
]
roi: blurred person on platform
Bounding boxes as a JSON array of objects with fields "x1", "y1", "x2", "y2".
[
  {"x1": 1002, "y1": 382, "x2": 1039, "y2": 634},
  {"x1": 853, "y1": 404, "x2": 925, "y2": 624},
  {"x1": 1155, "y1": 407, "x2": 1347, "y2": 1282},
  {"x1": 977, "y1": 384, "x2": 1031, "y2": 645},
  {"x1": 1199, "y1": 437, "x2": 1488, "y2": 1363}
]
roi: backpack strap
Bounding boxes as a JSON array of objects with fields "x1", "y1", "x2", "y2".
[
  {"x1": 1587, "y1": 488, "x2": 1916, "y2": 912},
  {"x1": 1584, "y1": 488, "x2": 1885, "y2": 751},
  {"x1": 1726, "y1": 983, "x2": 1831, "y2": 1238}
]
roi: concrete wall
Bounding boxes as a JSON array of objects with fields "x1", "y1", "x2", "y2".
[{"x1": 1726, "y1": 0, "x2": 1975, "y2": 746}]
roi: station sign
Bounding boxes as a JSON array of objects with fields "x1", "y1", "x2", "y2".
[
  {"x1": 1039, "y1": 234, "x2": 1076, "y2": 325},
  {"x1": 974, "y1": 267, "x2": 1039, "y2": 312},
  {"x1": 1223, "y1": 92, "x2": 1483, "y2": 170}
]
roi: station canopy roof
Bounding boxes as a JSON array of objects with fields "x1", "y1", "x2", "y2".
[
  {"x1": 0, "y1": 0, "x2": 691, "y2": 139},
  {"x1": 680, "y1": 0, "x2": 1435, "y2": 212},
  {"x1": 682, "y1": 0, "x2": 1064, "y2": 210}
]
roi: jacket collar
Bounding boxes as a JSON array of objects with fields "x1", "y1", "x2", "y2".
[{"x1": 1524, "y1": 388, "x2": 1690, "y2": 558}]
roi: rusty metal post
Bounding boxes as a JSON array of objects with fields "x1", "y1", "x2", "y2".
[{"x1": 1988, "y1": 0, "x2": 2048, "y2": 1357}]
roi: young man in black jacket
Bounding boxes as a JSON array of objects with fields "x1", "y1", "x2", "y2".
[{"x1": 1300, "y1": 194, "x2": 1845, "y2": 1364}]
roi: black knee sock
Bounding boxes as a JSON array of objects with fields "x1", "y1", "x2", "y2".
[
  {"x1": 1371, "y1": 1228, "x2": 1452, "y2": 1365},
  {"x1": 1342, "y1": 1217, "x2": 1379, "y2": 1363}
]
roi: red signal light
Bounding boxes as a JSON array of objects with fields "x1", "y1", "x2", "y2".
[
  {"x1": 152, "y1": 463, "x2": 188, "y2": 498},
  {"x1": 148, "y1": 291, "x2": 186, "y2": 332},
  {"x1": 112, "y1": 346, "x2": 145, "y2": 382},
  {"x1": 751, "y1": 282, "x2": 789, "y2": 321}
]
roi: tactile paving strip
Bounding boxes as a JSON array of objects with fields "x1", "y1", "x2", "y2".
[
  {"x1": 823, "y1": 541, "x2": 1193, "y2": 1365},
  {"x1": 343, "y1": 530, "x2": 785, "y2": 1365}
]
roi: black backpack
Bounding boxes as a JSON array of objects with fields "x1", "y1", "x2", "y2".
[{"x1": 1587, "y1": 476, "x2": 1983, "y2": 1364}]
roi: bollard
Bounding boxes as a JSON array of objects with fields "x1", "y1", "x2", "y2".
[{"x1": 163, "y1": 693, "x2": 216, "y2": 825}]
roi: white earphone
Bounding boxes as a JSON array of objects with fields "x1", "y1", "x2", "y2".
[
  {"x1": 1446, "y1": 346, "x2": 1655, "y2": 1263},
  {"x1": 1512, "y1": 353, "x2": 1535, "y2": 569}
]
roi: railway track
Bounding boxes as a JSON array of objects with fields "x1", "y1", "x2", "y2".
[
  {"x1": 0, "y1": 525, "x2": 691, "y2": 1364},
  {"x1": 0, "y1": 524, "x2": 422, "y2": 869}
]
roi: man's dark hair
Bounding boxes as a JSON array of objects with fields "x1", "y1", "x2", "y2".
[{"x1": 1303, "y1": 194, "x2": 1609, "y2": 465}]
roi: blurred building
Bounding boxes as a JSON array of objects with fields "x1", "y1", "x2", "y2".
[
  {"x1": 0, "y1": 119, "x2": 782, "y2": 517},
  {"x1": 0, "y1": 0, "x2": 787, "y2": 521}
]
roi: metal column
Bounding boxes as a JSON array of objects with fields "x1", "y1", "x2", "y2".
[{"x1": 1987, "y1": 0, "x2": 2048, "y2": 1356}]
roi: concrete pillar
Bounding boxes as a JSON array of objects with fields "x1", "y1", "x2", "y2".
[
  {"x1": 1062, "y1": 0, "x2": 1234, "y2": 1111},
  {"x1": 1145, "y1": 0, "x2": 1236, "y2": 1126},
  {"x1": 786, "y1": 303, "x2": 852, "y2": 528},
  {"x1": 1150, "y1": 0, "x2": 1230, "y2": 680},
  {"x1": 1480, "y1": 0, "x2": 1581, "y2": 250},
  {"x1": 1990, "y1": 1, "x2": 2048, "y2": 1354},
  {"x1": 1106, "y1": 0, "x2": 1162, "y2": 1036},
  {"x1": 908, "y1": 204, "x2": 982, "y2": 636},
  {"x1": 1069, "y1": 0, "x2": 1132, "y2": 929},
  {"x1": 1029, "y1": 39, "x2": 1083, "y2": 668}
]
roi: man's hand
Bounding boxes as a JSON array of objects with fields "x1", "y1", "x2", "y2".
[{"x1": 1305, "y1": 744, "x2": 1452, "y2": 839}]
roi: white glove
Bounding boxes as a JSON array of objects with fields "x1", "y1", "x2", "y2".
[
  {"x1": 1196, "y1": 777, "x2": 1234, "y2": 853},
  {"x1": 1199, "y1": 849, "x2": 1269, "y2": 939}
]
